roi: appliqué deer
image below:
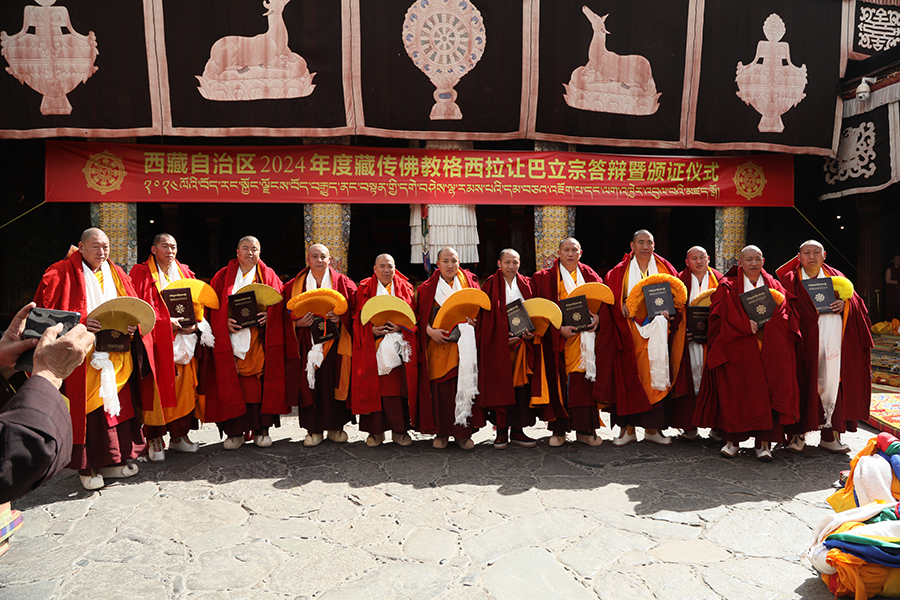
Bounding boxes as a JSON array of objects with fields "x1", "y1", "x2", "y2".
[
  {"x1": 583, "y1": 6, "x2": 654, "y2": 92},
  {"x1": 206, "y1": 0, "x2": 297, "y2": 75}
]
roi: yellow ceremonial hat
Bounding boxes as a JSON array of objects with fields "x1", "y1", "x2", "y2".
[
  {"x1": 360, "y1": 295, "x2": 416, "y2": 330},
  {"x1": 569, "y1": 282, "x2": 615, "y2": 313},
  {"x1": 87, "y1": 297, "x2": 156, "y2": 335},
  {"x1": 433, "y1": 288, "x2": 491, "y2": 331},
  {"x1": 163, "y1": 278, "x2": 219, "y2": 322},
  {"x1": 522, "y1": 297, "x2": 562, "y2": 336},
  {"x1": 689, "y1": 288, "x2": 715, "y2": 307},
  {"x1": 286, "y1": 288, "x2": 348, "y2": 317},
  {"x1": 240, "y1": 283, "x2": 283, "y2": 311}
]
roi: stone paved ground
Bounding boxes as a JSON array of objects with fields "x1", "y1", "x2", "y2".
[{"x1": 0, "y1": 413, "x2": 874, "y2": 600}]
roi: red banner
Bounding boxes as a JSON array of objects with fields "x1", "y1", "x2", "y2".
[{"x1": 46, "y1": 141, "x2": 793, "y2": 207}]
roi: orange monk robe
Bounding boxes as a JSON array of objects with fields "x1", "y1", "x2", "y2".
[
  {"x1": 33, "y1": 251, "x2": 152, "y2": 445},
  {"x1": 351, "y1": 272, "x2": 418, "y2": 421},
  {"x1": 413, "y1": 268, "x2": 484, "y2": 434},
  {"x1": 130, "y1": 256, "x2": 201, "y2": 427},
  {"x1": 283, "y1": 266, "x2": 356, "y2": 410},
  {"x1": 604, "y1": 252, "x2": 687, "y2": 417}
]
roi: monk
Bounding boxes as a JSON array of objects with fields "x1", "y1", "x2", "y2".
[
  {"x1": 779, "y1": 240, "x2": 873, "y2": 453},
  {"x1": 675, "y1": 246, "x2": 724, "y2": 440},
  {"x1": 605, "y1": 229, "x2": 686, "y2": 447},
  {"x1": 130, "y1": 234, "x2": 207, "y2": 461},
  {"x1": 206, "y1": 236, "x2": 288, "y2": 450},
  {"x1": 694, "y1": 245, "x2": 801, "y2": 461},
  {"x1": 478, "y1": 249, "x2": 540, "y2": 449},
  {"x1": 533, "y1": 238, "x2": 613, "y2": 447},
  {"x1": 286, "y1": 244, "x2": 356, "y2": 447},
  {"x1": 351, "y1": 253, "x2": 416, "y2": 447},
  {"x1": 33, "y1": 228, "x2": 148, "y2": 490},
  {"x1": 414, "y1": 246, "x2": 485, "y2": 450}
]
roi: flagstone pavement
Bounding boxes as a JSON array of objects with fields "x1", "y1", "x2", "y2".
[{"x1": 0, "y1": 413, "x2": 873, "y2": 600}]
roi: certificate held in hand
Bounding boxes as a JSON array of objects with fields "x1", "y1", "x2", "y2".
[
  {"x1": 642, "y1": 282, "x2": 675, "y2": 319},
  {"x1": 161, "y1": 288, "x2": 196, "y2": 327},
  {"x1": 506, "y1": 298, "x2": 535, "y2": 337},
  {"x1": 801, "y1": 278, "x2": 836, "y2": 313},
  {"x1": 228, "y1": 290, "x2": 259, "y2": 329},
  {"x1": 739, "y1": 287, "x2": 777, "y2": 327},
  {"x1": 560, "y1": 295, "x2": 591, "y2": 332}
]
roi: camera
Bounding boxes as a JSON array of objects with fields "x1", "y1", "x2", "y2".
[{"x1": 856, "y1": 77, "x2": 876, "y2": 102}]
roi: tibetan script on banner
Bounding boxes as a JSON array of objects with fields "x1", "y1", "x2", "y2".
[{"x1": 46, "y1": 141, "x2": 793, "y2": 207}]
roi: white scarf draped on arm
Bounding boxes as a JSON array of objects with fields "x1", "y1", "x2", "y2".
[
  {"x1": 229, "y1": 267, "x2": 256, "y2": 360},
  {"x1": 803, "y1": 268, "x2": 842, "y2": 427},
  {"x1": 562, "y1": 266, "x2": 597, "y2": 382},
  {"x1": 628, "y1": 257, "x2": 668, "y2": 390},
  {"x1": 374, "y1": 278, "x2": 412, "y2": 375},
  {"x1": 688, "y1": 270, "x2": 710, "y2": 394},
  {"x1": 83, "y1": 260, "x2": 121, "y2": 416},
  {"x1": 305, "y1": 269, "x2": 334, "y2": 390}
]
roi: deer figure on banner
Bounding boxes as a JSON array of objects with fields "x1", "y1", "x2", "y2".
[
  {"x1": 584, "y1": 7, "x2": 654, "y2": 93},
  {"x1": 196, "y1": 0, "x2": 315, "y2": 101},
  {"x1": 563, "y1": 5, "x2": 660, "y2": 115},
  {"x1": 206, "y1": 0, "x2": 296, "y2": 75}
]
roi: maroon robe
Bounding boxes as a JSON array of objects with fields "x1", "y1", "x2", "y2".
[
  {"x1": 205, "y1": 258, "x2": 288, "y2": 424},
  {"x1": 693, "y1": 266, "x2": 801, "y2": 436},
  {"x1": 532, "y1": 260, "x2": 616, "y2": 430},
  {"x1": 351, "y1": 272, "x2": 418, "y2": 425},
  {"x1": 283, "y1": 267, "x2": 357, "y2": 432},
  {"x1": 414, "y1": 268, "x2": 485, "y2": 435},
  {"x1": 779, "y1": 263, "x2": 873, "y2": 434},
  {"x1": 672, "y1": 266, "x2": 725, "y2": 426}
]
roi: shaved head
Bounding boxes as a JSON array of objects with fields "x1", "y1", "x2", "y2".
[
  {"x1": 740, "y1": 245, "x2": 763, "y2": 259},
  {"x1": 153, "y1": 233, "x2": 175, "y2": 246},
  {"x1": 307, "y1": 243, "x2": 330, "y2": 258},
  {"x1": 685, "y1": 246, "x2": 710, "y2": 278},
  {"x1": 633, "y1": 229, "x2": 654, "y2": 242},
  {"x1": 686, "y1": 245, "x2": 707, "y2": 258},
  {"x1": 558, "y1": 237, "x2": 581, "y2": 251},
  {"x1": 81, "y1": 227, "x2": 107, "y2": 244},
  {"x1": 799, "y1": 239, "x2": 824, "y2": 253},
  {"x1": 374, "y1": 253, "x2": 395, "y2": 285},
  {"x1": 375, "y1": 253, "x2": 394, "y2": 264},
  {"x1": 499, "y1": 248, "x2": 520, "y2": 261},
  {"x1": 437, "y1": 246, "x2": 458, "y2": 261},
  {"x1": 238, "y1": 235, "x2": 260, "y2": 250}
]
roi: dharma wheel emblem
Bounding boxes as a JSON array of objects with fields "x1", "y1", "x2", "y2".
[
  {"x1": 756, "y1": 305, "x2": 768, "y2": 315},
  {"x1": 83, "y1": 151, "x2": 127, "y2": 196},
  {"x1": 733, "y1": 162, "x2": 767, "y2": 201},
  {"x1": 654, "y1": 298, "x2": 664, "y2": 307},
  {"x1": 815, "y1": 293, "x2": 825, "y2": 303},
  {"x1": 511, "y1": 317, "x2": 521, "y2": 327},
  {"x1": 176, "y1": 305, "x2": 185, "y2": 315},
  {"x1": 573, "y1": 312, "x2": 582, "y2": 322},
  {"x1": 241, "y1": 308, "x2": 251, "y2": 317},
  {"x1": 402, "y1": 0, "x2": 486, "y2": 120}
]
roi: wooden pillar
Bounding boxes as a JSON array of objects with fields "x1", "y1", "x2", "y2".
[
  {"x1": 714, "y1": 206, "x2": 748, "y2": 274},
  {"x1": 303, "y1": 137, "x2": 351, "y2": 274},
  {"x1": 90, "y1": 202, "x2": 137, "y2": 272},
  {"x1": 533, "y1": 141, "x2": 575, "y2": 270},
  {"x1": 857, "y1": 193, "x2": 884, "y2": 317}
]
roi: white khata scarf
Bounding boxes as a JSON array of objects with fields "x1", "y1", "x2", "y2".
[
  {"x1": 375, "y1": 278, "x2": 412, "y2": 375},
  {"x1": 505, "y1": 276, "x2": 524, "y2": 305},
  {"x1": 305, "y1": 269, "x2": 334, "y2": 390},
  {"x1": 629, "y1": 257, "x2": 667, "y2": 391},
  {"x1": 83, "y1": 260, "x2": 121, "y2": 416},
  {"x1": 229, "y1": 266, "x2": 257, "y2": 360},
  {"x1": 433, "y1": 273, "x2": 478, "y2": 427},
  {"x1": 561, "y1": 266, "x2": 596, "y2": 381},
  {"x1": 803, "y1": 268, "x2": 842, "y2": 427},
  {"x1": 689, "y1": 270, "x2": 711, "y2": 394}
]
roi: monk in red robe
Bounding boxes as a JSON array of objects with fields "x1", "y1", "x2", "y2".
[
  {"x1": 351, "y1": 253, "x2": 416, "y2": 447},
  {"x1": 34, "y1": 228, "x2": 148, "y2": 490},
  {"x1": 694, "y1": 245, "x2": 801, "y2": 461},
  {"x1": 605, "y1": 230, "x2": 686, "y2": 447},
  {"x1": 478, "y1": 249, "x2": 541, "y2": 449},
  {"x1": 779, "y1": 240, "x2": 873, "y2": 453},
  {"x1": 674, "y1": 246, "x2": 724, "y2": 441},
  {"x1": 130, "y1": 233, "x2": 208, "y2": 462},
  {"x1": 533, "y1": 238, "x2": 613, "y2": 447},
  {"x1": 415, "y1": 246, "x2": 484, "y2": 450},
  {"x1": 206, "y1": 236, "x2": 288, "y2": 450},
  {"x1": 285, "y1": 244, "x2": 357, "y2": 447}
]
